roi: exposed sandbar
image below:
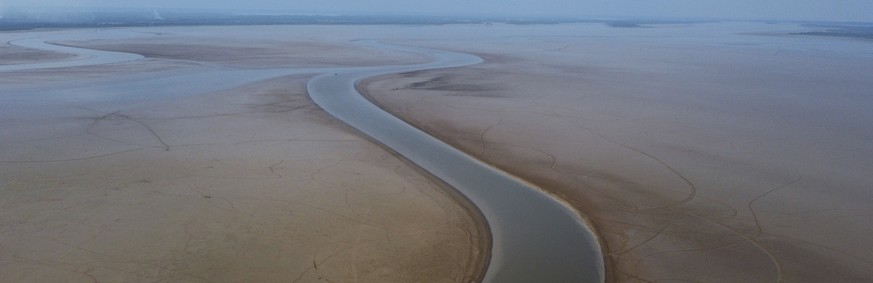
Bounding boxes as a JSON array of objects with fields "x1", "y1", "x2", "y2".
[
  {"x1": 363, "y1": 22, "x2": 873, "y2": 282},
  {"x1": 0, "y1": 26, "x2": 487, "y2": 282},
  {"x1": 0, "y1": 43, "x2": 76, "y2": 65}
]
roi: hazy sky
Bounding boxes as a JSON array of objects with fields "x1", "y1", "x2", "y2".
[{"x1": 3, "y1": 0, "x2": 873, "y2": 21}]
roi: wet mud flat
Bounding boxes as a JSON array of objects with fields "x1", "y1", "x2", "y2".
[
  {"x1": 0, "y1": 26, "x2": 488, "y2": 282},
  {"x1": 363, "y1": 22, "x2": 873, "y2": 282}
]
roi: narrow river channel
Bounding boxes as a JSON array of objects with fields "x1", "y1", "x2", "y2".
[{"x1": 308, "y1": 41, "x2": 604, "y2": 283}]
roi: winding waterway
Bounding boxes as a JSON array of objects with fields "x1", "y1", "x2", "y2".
[
  {"x1": 2, "y1": 29, "x2": 604, "y2": 283},
  {"x1": 1, "y1": 32, "x2": 143, "y2": 72}
]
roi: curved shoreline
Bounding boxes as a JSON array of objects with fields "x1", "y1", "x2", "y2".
[
  {"x1": 0, "y1": 34, "x2": 144, "y2": 72},
  {"x1": 3, "y1": 31, "x2": 605, "y2": 282}
]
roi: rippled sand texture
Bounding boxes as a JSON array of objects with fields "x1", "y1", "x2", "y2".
[
  {"x1": 364, "y1": 22, "x2": 873, "y2": 282},
  {"x1": 0, "y1": 26, "x2": 486, "y2": 282}
]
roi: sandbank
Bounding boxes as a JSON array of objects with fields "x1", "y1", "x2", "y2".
[
  {"x1": 363, "y1": 22, "x2": 873, "y2": 282},
  {"x1": 0, "y1": 26, "x2": 487, "y2": 282}
]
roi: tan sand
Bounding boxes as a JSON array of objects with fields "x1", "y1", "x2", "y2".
[
  {"x1": 0, "y1": 41, "x2": 76, "y2": 65},
  {"x1": 363, "y1": 22, "x2": 873, "y2": 282},
  {"x1": 0, "y1": 27, "x2": 486, "y2": 282}
]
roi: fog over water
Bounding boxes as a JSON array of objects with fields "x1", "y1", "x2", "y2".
[{"x1": 1, "y1": 0, "x2": 872, "y2": 21}]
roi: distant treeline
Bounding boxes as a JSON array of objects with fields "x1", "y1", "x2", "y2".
[
  {"x1": 4, "y1": 11, "x2": 867, "y2": 33},
  {"x1": 793, "y1": 24, "x2": 873, "y2": 40},
  {"x1": 0, "y1": 12, "x2": 562, "y2": 31},
  {"x1": 0, "y1": 10, "x2": 718, "y2": 31}
]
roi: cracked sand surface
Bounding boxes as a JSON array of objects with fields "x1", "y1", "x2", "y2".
[
  {"x1": 0, "y1": 27, "x2": 486, "y2": 282},
  {"x1": 364, "y1": 22, "x2": 873, "y2": 282}
]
